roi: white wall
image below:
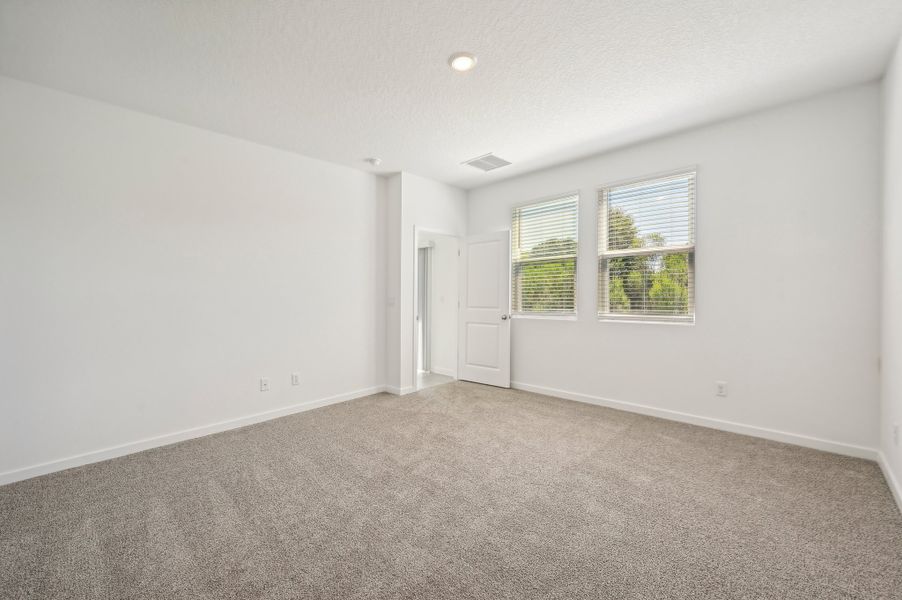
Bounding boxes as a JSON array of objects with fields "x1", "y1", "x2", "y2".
[
  {"x1": 384, "y1": 174, "x2": 403, "y2": 392},
  {"x1": 468, "y1": 84, "x2": 882, "y2": 455},
  {"x1": 418, "y1": 232, "x2": 459, "y2": 378},
  {"x1": 882, "y1": 40, "x2": 902, "y2": 506},
  {"x1": 0, "y1": 76, "x2": 387, "y2": 482},
  {"x1": 1, "y1": 71, "x2": 887, "y2": 487},
  {"x1": 383, "y1": 173, "x2": 466, "y2": 393}
]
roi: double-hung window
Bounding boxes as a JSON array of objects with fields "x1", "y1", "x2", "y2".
[
  {"x1": 511, "y1": 194, "x2": 579, "y2": 316},
  {"x1": 598, "y1": 171, "x2": 696, "y2": 322}
]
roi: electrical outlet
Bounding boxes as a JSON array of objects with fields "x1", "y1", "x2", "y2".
[
  {"x1": 894, "y1": 423, "x2": 900, "y2": 447},
  {"x1": 291, "y1": 373, "x2": 300, "y2": 386},
  {"x1": 260, "y1": 377, "x2": 270, "y2": 392},
  {"x1": 716, "y1": 381, "x2": 728, "y2": 397}
]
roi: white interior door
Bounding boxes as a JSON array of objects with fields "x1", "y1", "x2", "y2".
[{"x1": 458, "y1": 231, "x2": 511, "y2": 388}]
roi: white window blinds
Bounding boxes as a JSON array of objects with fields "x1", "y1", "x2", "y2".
[
  {"x1": 598, "y1": 172, "x2": 695, "y2": 322},
  {"x1": 511, "y1": 194, "x2": 579, "y2": 315}
]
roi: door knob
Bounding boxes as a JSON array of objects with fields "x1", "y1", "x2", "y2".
[{"x1": 501, "y1": 314, "x2": 509, "y2": 320}]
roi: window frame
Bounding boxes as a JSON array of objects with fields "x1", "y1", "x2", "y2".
[
  {"x1": 510, "y1": 191, "x2": 580, "y2": 318},
  {"x1": 597, "y1": 169, "x2": 697, "y2": 324}
]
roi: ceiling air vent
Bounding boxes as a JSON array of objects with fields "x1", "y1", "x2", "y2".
[{"x1": 462, "y1": 153, "x2": 512, "y2": 172}]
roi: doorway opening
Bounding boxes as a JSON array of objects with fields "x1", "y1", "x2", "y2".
[{"x1": 414, "y1": 230, "x2": 460, "y2": 391}]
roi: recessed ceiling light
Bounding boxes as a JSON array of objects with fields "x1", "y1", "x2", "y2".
[
  {"x1": 448, "y1": 52, "x2": 477, "y2": 72},
  {"x1": 364, "y1": 157, "x2": 382, "y2": 166}
]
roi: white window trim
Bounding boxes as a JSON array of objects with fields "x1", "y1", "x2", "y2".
[
  {"x1": 511, "y1": 313, "x2": 579, "y2": 321},
  {"x1": 597, "y1": 169, "x2": 697, "y2": 324},
  {"x1": 511, "y1": 191, "x2": 580, "y2": 318}
]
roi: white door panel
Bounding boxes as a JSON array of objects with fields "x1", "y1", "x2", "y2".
[
  {"x1": 466, "y1": 241, "x2": 501, "y2": 308},
  {"x1": 458, "y1": 231, "x2": 511, "y2": 388},
  {"x1": 465, "y1": 323, "x2": 500, "y2": 368}
]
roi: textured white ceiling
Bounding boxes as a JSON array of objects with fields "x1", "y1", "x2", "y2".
[{"x1": 2, "y1": 1, "x2": 901, "y2": 189}]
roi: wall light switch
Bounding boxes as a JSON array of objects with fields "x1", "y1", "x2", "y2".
[
  {"x1": 260, "y1": 377, "x2": 270, "y2": 392},
  {"x1": 716, "y1": 381, "x2": 728, "y2": 397},
  {"x1": 291, "y1": 373, "x2": 300, "y2": 386}
]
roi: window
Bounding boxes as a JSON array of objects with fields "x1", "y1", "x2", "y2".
[
  {"x1": 511, "y1": 194, "x2": 579, "y2": 315},
  {"x1": 598, "y1": 171, "x2": 695, "y2": 322}
]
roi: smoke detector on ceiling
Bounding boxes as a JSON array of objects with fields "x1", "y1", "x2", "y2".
[{"x1": 462, "y1": 153, "x2": 511, "y2": 172}]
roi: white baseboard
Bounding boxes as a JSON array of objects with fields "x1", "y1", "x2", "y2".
[
  {"x1": 0, "y1": 385, "x2": 386, "y2": 487},
  {"x1": 7, "y1": 380, "x2": 896, "y2": 513},
  {"x1": 430, "y1": 366, "x2": 456, "y2": 378},
  {"x1": 385, "y1": 385, "x2": 415, "y2": 396},
  {"x1": 878, "y1": 452, "x2": 902, "y2": 514},
  {"x1": 511, "y1": 381, "x2": 878, "y2": 461}
]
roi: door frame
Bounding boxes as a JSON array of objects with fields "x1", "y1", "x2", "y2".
[
  {"x1": 412, "y1": 226, "x2": 461, "y2": 390},
  {"x1": 416, "y1": 245, "x2": 432, "y2": 373}
]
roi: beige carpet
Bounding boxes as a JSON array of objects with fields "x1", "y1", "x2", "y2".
[{"x1": 1, "y1": 382, "x2": 901, "y2": 599}]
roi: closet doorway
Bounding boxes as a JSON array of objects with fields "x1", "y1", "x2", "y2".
[{"x1": 414, "y1": 230, "x2": 460, "y2": 391}]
